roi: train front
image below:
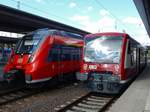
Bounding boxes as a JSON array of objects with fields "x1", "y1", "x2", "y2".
[
  {"x1": 3, "y1": 29, "x2": 49, "y2": 84},
  {"x1": 78, "y1": 33, "x2": 123, "y2": 93}
]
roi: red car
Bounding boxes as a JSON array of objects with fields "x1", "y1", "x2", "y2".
[
  {"x1": 77, "y1": 32, "x2": 147, "y2": 93},
  {"x1": 4, "y1": 28, "x2": 83, "y2": 85}
]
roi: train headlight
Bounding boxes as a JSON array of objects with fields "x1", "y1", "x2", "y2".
[
  {"x1": 83, "y1": 64, "x2": 88, "y2": 70},
  {"x1": 115, "y1": 65, "x2": 119, "y2": 72},
  {"x1": 28, "y1": 54, "x2": 34, "y2": 63},
  {"x1": 89, "y1": 65, "x2": 97, "y2": 70}
]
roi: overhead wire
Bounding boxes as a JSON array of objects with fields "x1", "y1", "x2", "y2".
[
  {"x1": 10, "y1": 0, "x2": 82, "y2": 28},
  {"x1": 94, "y1": 0, "x2": 135, "y2": 33}
]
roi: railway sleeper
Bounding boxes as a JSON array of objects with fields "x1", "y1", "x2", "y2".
[
  {"x1": 82, "y1": 100, "x2": 105, "y2": 106},
  {"x1": 72, "y1": 105, "x2": 99, "y2": 112},
  {"x1": 90, "y1": 95, "x2": 112, "y2": 100},
  {"x1": 87, "y1": 97, "x2": 108, "y2": 103},
  {"x1": 78, "y1": 102, "x2": 102, "y2": 109},
  {"x1": 66, "y1": 109, "x2": 84, "y2": 112}
]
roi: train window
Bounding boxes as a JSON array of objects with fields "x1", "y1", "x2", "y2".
[
  {"x1": 61, "y1": 46, "x2": 75, "y2": 61},
  {"x1": 130, "y1": 44, "x2": 137, "y2": 66},
  {"x1": 16, "y1": 30, "x2": 49, "y2": 54},
  {"x1": 128, "y1": 41, "x2": 131, "y2": 54},
  {"x1": 48, "y1": 44, "x2": 82, "y2": 62},
  {"x1": 48, "y1": 48, "x2": 60, "y2": 62},
  {"x1": 84, "y1": 36, "x2": 123, "y2": 64}
]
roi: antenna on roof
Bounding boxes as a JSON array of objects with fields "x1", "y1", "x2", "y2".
[
  {"x1": 17, "y1": 1, "x2": 20, "y2": 10},
  {"x1": 122, "y1": 29, "x2": 126, "y2": 33}
]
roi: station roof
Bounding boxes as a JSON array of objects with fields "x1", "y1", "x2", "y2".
[
  {"x1": 0, "y1": 4, "x2": 89, "y2": 36},
  {"x1": 133, "y1": 0, "x2": 150, "y2": 37},
  {"x1": 0, "y1": 36, "x2": 19, "y2": 44}
]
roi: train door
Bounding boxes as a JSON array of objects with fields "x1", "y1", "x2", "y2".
[
  {"x1": 52, "y1": 31, "x2": 63, "y2": 79},
  {"x1": 60, "y1": 47, "x2": 64, "y2": 75},
  {"x1": 53, "y1": 33, "x2": 64, "y2": 81},
  {"x1": 125, "y1": 39, "x2": 137, "y2": 78},
  {"x1": 58, "y1": 45, "x2": 69, "y2": 82},
  {"x1": 55, "y1": 45, "x2": 61, "y2": 77},
  {"x1": 130, "y1": 41, "x2": 137, "y2": 75},
  {"x1": 136, "y1": 47, "x2": 140, "y2": 73},
  {"x1": 47, "y1": 44, "x2": 60, "y2": 77}
]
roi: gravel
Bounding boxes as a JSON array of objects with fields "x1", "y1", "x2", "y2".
[{"x1": 0, "y1": 82, "x2": 89, "y2": 112}]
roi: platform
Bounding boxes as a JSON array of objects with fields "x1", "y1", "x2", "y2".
[{"x1": 110, "y1": 63, "x2": 150, "y2": 112}]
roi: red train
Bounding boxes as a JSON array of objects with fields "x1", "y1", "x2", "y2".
[
  {"x1": 3, "y1": 28, "x2": 83, "y2": 85},
  {"x1": 77, "y1": 32, "x2": 147, "y2": 93}
]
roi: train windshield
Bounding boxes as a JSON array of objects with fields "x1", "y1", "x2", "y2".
[
  {"x1": 15, "y1": 29, "x2": 49, "y2": 54},
  {"x1": 84, "y1": 35, "x2": 123, "y2": 64}
]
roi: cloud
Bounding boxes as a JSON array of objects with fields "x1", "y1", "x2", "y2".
[
  {"x1": 122, "y1": 17, "x2": 142, "y2": 25},
  {"x1": 69, "y1": 2, "x2": 77, "y2": 8},
  {"x1": 87, "y1": 6, "x2": 93, "y2": 11},
  {"x1": 69, "y1": 14, "x2": 149, "y2": 45},
  {"x1": 99, "y1": 9, "x2": 110, "y2": 16},
  {"x1": 69, "y1": 15, "x2": 89, "y2": 22},
  {"x1": 69, "y1": 15, "x2": 116, "y2": 33},
  {"x1": 69, "y1": 15, "x2": 97, "y2": 32},
  {"x1": 36, "y1": 0, "x2": 41, "y2": 2},
  {"x1": 98, "y1": 17, "x2": 115, "y2": 27},
  {"x1": 122, "y1": 17, "x2": 149, "y2": 44},
  {"x1": 35, "y1": 0, "x2": 45, "y2": 3},
  {"x1": 130, "y1": 28, "x2": 150, "y2": 44}
]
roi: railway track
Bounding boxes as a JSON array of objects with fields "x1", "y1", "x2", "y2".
[
  {"x1": 57, "y1": 92, "x2": 116, "y2": 112},
  {"x1": 0, "y1": 80, "x2": 80, "y2": 106},
  {"x1": 0, "y1": 87, "x2": 41, "y2": 105}
]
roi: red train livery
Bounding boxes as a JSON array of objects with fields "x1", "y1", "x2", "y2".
[
  {"x1": 3, "y1": 28, "x2": 83, "y2": 84},
  {"x1": 77, "y1": 32, "x2": 147, "y2": 94}
]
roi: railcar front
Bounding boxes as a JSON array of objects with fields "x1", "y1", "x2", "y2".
[
  {"x1": 3, "y1": 28, "x2": 51, "y2": 84},
  {"x1": 77, "y1": 33, "x2": 128, "y2": 93}
]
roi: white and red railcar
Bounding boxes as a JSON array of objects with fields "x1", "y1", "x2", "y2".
[{"x1": 77, "y1": 32, "x2": 147, "y2": 93}]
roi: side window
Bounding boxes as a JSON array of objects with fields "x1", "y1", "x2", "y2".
[
  {"x1": 128, "y1": 40, "x2": 137, "y2": 66},
  {"x1": 61, "y1": 46, "x2": 82, "y2": 61},
  {"x1": 48, "y1": 44, "x2": 60, "y2": 62},
  {"x1": 128, "y1": 41, "x2": 131, "y2": 54},
  {"x1": 48, "y1": 44, "x2": 82, "y2": 62},
  {"x1": 61, "y1": 46, "x2": 71, "y2": 61},
  {"x1": 140, "y1": 49, "x2": 145, "y2": 63},
  {"x1": 130, "y1": 43, "x2": 136, "y2": 66},
  {"x1": 72, "y1": 48, "x2": 82, "y2": 61}
]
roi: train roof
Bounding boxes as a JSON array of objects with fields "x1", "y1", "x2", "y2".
[
  {"x1": 28, "y1": 28, "x2": 84, "y2": 40},
  {"x1": 85, "y1": 32, "x2": 141, "y2": 45},
  {"x1": 85, "y1": 32, "x2": 125, "y2": 37},
  {"x1": 0, "y1": 36, "x2": 19, "y2": 44}
]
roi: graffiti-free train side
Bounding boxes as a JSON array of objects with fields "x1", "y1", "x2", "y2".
[
  {"x1": 77, "y1": 32, "x2": 147, "y2": 94},
  {"x1": 3, "y1": 28, "x2": 84, "y2": 86}
]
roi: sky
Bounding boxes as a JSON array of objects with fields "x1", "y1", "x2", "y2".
[{"x1": 0, "y1": 0, "x2": 150, "y2": 46}]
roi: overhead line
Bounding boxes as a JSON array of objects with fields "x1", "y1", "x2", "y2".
[
  {"x1": 10, "y1": 0, "x2": 82, "y2": 29},
  {"x1": 94, "y1": 0, "x2": 135, "y2": 33}
]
